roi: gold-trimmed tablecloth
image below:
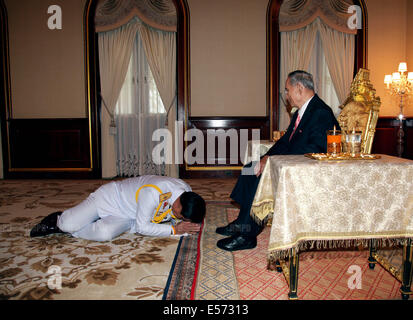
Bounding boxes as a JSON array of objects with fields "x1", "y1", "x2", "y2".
[{"x1": 251, "y1": 154, "x2": 413, "y2": 259}]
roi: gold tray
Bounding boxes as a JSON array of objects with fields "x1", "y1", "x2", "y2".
[{"x1": 305, "y1": 153, "x2": 381, "y2": 161}]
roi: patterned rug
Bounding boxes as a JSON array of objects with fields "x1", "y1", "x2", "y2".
[
  {"x1": 2, "y1": 178, "x2": 406, "y2": 300},
  {"x1": 227, "y1": 208, "x2": 405, "y2": 300},
  {"x1": 0, "y1": 178, "x2": 236, "y2": 300},
  {"x1": 0, "y1": 179, "x2": 180, "y2": 300},
  {"x1": 183, "y1": 178, "x2": 235, "y2": 203},
  {"x1": 162, "y1": 178, "x2": 236, "y2": 299},
  {"x1": 193, "y1": 204, "x2": 240, "y2": 300},
  {"x1": 162, "y1": 226, "x2": 203, "y2": 300}
]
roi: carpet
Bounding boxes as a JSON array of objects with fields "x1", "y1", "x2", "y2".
[
  {"x1": 183, "y1": 179, "x2": 235, "y2": 203},
  {"x1": 2, "y1": 178, "x2": 406, "y2": 300},
  {"x1": 227, "y1": 208, "x2": 405, "y2": 300},
  {"x1": 0, "y1": 179, "x2": 179, "y2": 300},
  {"x1": 192, "y1": 204, "x2": 240, "y2": 300},
  {"x1": 162, "y1": 224, "x2": 203, "y2": 300}
]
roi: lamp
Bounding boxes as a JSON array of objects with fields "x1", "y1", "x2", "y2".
[
  {"x1": 398, "y1": 62, "x2": 408, "y2": 73},
  {"x1": 384, "y1": 62, "x2": 413, "y2": 157}
]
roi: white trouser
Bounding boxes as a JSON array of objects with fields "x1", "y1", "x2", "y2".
[{"x1": 57, "y1": 193, "x2": 133, "y2": 242}]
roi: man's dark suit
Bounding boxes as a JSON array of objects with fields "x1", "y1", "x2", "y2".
[{"x1": 230, "y1": 94, "x2": 340, "y2": 237}]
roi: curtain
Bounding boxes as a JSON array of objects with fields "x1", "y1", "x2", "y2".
[
  {"x1": 317, "y1": 19, "x2": 355, "y2": 108},
  {"x1": 0, "y1": 121, "x2": 2, "y2": 179},
  {"x1": 279, "y1": 18, "x2": 355, "y2": 130},
  {"x1": 98, "y1": 19, "x2": 140, "y2": 178},
  {"x1": 307, "y1": 31, "x2": 341, "y2": 117},
  {"x1": 138, "y1": 24, "x2": 178, "y2": 177},
  {"x1": 115, "y1": 33, "x2": 167, "y2": 177},
  {"x1": 279, "y1": 21, "x2": 318, "y2": 130}
]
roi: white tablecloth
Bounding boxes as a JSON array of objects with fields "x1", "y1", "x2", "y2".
[{"x1": 251, "y1": 154, "x2": 413, "y2": 259}]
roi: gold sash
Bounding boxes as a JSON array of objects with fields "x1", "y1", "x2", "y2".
[{"x1": 135, "y1": 184, "x2": 177, "y2": 223}]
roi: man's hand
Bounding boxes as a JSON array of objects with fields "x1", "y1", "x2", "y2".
[
  {"x1": 174, "y1": 221, "x2": 201, "y2": 235},
  {"x1": 254, "y1": 155, "x2": 269, "y2": 177}
]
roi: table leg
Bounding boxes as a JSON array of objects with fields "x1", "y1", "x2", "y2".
[
  {"x1": 400, "y1": 239, "x2": 413, "y2": 300},
  {"x1": 275, "y1": 260, "x2": 282, "y2": 272},
  {"x1": 368, "y1": 239, "x2": 377, "y2": 269},
  {"x1": 288, "y1": 248, "x2": 299, "y2": 300}
]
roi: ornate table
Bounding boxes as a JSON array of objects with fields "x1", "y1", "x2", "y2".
[{"x1": 251, "y1": 154, "x2": 413, "y2": 300}]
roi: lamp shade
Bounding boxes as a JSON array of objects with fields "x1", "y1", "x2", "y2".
[
  {"x1": 398, "y1": 62, "x2": 408, "y2": 73},
  {"x1": 384, "y1": 74, "x2": 392, "y2": 84},
  {"x1": 408, "y1": 72, "x2": 413, "y2": 81},
  {"x1": 392, "y1": 72, "x2": 401, "y2": 81}
]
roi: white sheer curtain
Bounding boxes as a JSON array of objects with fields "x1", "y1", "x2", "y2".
[
  {"x1": 115, "y1": 32, "x2": 167, "y2": 177},
  {"x1": 279, "y1": 21, "x2": 318, "y2": 130},
  {"x1": 98, "y1": 20, "x2": 140, "y2": 178},
  {"x1": 317, "y1": 19, "x2": 355, "y2": 108},
  {"x1": 139, "y1": 24, "x2": 177, "y2": 177},
  {"x1": 308, "y1": 30, "x2": 341, "y2": 117}
]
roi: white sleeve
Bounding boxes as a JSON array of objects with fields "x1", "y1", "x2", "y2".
[{"x1": 134, "y1": 187, "x2": 174, "y2": 237}]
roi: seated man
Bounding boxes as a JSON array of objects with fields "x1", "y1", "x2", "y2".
[
  {"x1": 216, "y1": 70, "x2": 340, "y2": 251},
  {"x1": 30, "y1": 175, "x2": 206, "y2": 241}
]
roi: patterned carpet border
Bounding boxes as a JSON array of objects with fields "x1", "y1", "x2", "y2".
[
  {"x1": 193, "y1": 204, "x2": 240, "y2": 300},
  {"x1": 162, "y1": 222, "x2": 204, "y2": 300}
]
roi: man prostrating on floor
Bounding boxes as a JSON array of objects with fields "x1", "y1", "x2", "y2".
[
  {"x1": 30, "y1": 175, "x2": 206, "y2": 241},
  {"x1": 216, "y1": 70, "x2": 340, "y2": 251}
]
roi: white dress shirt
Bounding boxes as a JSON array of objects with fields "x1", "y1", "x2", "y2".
[{"x1": 297, "y1": 95, "x2": 314, "y2": 120}]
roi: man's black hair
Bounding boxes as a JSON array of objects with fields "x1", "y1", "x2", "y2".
[{"x1": 180, "y1": 192, "x2": 206, "y2": 223}]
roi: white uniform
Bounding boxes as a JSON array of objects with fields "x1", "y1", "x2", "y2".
[{"x1": 57, "y1": 176, "x2": 191, "y2": 241}]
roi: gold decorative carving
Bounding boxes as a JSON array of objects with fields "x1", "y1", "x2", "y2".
[
  {"x1": 372, "y1": 252, "x2": 402, "y2": 282},
  {"x1": 338, "y1": 68, "x2": 381, "y2": 154},
  {"x1": 305, "y1": 153, "x2": 381, "y2": 161}
]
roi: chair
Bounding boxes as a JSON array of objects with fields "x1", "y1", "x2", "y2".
[{"x1": 337, "y1": 68, "x2": 381, "y2": 154}]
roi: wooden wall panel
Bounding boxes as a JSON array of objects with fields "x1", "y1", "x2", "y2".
[
  {"x1": 180, "y1": 116, "x2": 269, "y2": 178},
  {"x1": 372, "y1": 117, "x2": 413, "y2": 160},
  {"x1": 5, "y1": 118, "x2": 97, "y2": 178}
]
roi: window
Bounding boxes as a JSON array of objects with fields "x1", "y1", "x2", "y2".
[
  {"x1": 114, "y1": 33, "x2": 167, "y2": 177},
  {"x1": 115, "y1": 34, "x2": 165, "y2": 116},
  {"x1": 308, "y1": 31, "x2": 341, "y2": 116}
]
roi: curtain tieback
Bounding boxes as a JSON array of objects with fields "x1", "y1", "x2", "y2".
[{"x1": 100, "y1": 93, "x2": 117, "y2": 135}]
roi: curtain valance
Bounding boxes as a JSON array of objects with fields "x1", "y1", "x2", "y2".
[
  {"x1": 279, "y1": 0, "x2": 358, "y2": 34},
  {"x1": 95, "y1": 0, "x2": 177, "y2": 33}
]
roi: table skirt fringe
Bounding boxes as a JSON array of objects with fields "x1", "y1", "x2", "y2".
[{"x1": 268, "y1": 237, "x2": 410, "y2": 261}]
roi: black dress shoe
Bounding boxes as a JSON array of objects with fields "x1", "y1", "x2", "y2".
[
  {"x1": 216, "y1": 234, "x2": 257, "y2": 251},
  {"x1": 216, "y1": 222, "x2": 242, "y2": 236},
  {"x1": 30, "y1": 211, "x2": 64, "y2": 237}
]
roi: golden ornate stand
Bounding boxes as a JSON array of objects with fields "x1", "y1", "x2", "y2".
[{"x1": 368, "y1": 239, "x2": 413, "y2": 300}]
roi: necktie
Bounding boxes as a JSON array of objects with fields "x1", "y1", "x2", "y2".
[{"x1": 289, "y1": 114, "x2": 301, "y2": 141}]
